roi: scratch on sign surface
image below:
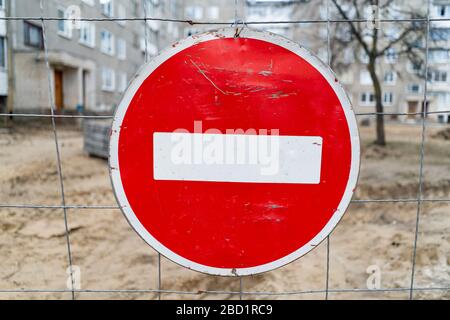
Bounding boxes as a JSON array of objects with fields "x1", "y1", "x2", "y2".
[{"x1": 190, "y1": 59, "x2": 230, "y2": 95}]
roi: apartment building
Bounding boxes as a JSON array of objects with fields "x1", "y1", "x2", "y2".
[
  {"x1": 234, "y1": 0, "x2": 449, "y2": 124},
  {"x1": 290, "y1": 0, "x2": 428, "y2": 123},
  {"x1": 429, "y1": 0, "x2": 450, "y2": 123},
  {"x1": 2, "y1": 0, "x2": 180, "y2": 114},
  {"x1": 1, "y1": 0, "x2": 448, "y2": 122}
]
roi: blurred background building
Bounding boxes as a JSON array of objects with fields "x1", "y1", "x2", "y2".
[
  {"x1": 244, "y1": 0, "x2": 450, "y2": 124},
  {"x1": 1, "y1": 0, "x2": 181, "y2": 115},
  {"x1": 0, "y1": 0, "x2": 448, "y2": 124}
]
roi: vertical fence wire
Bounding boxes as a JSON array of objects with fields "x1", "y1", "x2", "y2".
[
  {"x1": 157, "y1": 254, "x2": 162, "y2": 300},
  {"x1": 409, "y1": 0, "x2": 431, "y2": 300},
  {"x1": 235, "y1": 0, "x2": 239, "y2": 24},
  {"x1": 234, "y1": 0, "x2": 244, "y2": 302},
  {"x1": 239, "y1": 277, "x2": 243, "y2": 301},
  {"x1": 324, "y1": 0, "x2": 332, "y2": 301},
  {"x1": 141, "y1": 0, "x2": 162, "y2": 300},
  {"x1": 39, "y1": 0, "x2": 75, "y2": 300},
  {"x1": 143, "y1": 0, "x2": 149, "y2": 63}
]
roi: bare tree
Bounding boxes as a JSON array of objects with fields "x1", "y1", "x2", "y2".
[{"x1": 330, "y1": 0, "x2": 428, "y2": 146}]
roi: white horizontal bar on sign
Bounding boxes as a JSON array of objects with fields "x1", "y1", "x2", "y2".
[{"x1": 153, "y1": 132, "x2": 323, "y2": 184}]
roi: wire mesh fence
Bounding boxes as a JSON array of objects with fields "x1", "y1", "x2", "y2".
[{"x1": 0, "y1": 0, "x2": 449, "y2": 300}]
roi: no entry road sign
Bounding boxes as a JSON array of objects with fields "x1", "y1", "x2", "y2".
[{"x1": 110, "y1": 28, "x2": 360, "y2": 276}]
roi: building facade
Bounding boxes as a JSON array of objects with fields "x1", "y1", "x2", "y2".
[
  {"x1": 429, "y1": 0, "x2": 450, "y2": 123},
  {"x1": 246, "y1": 0, "x2": 450, "y2": 124},
  {"x1": 2, "y1": 0, "x2": 181, "y2": 114}
]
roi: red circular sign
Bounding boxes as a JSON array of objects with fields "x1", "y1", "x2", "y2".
[{"x1": 110, "y1": 28, "x2": 360, "y2": 276}]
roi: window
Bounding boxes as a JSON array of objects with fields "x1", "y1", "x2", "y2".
[
  {"x1": 117, "y1": 38, "x2": 126, "y2": 60},
  {"x1": 140, "y1": 37, "x2": 157, "y2": 55},
  {"x1": 132, "y1": 32, "x2": 140, "y2": 49},
  {"x1": 207, "y1": 6, "x2": 219, "y2": 20},
  {"x1": 147, "y1": 20, "x2": 160, "y2": 32},
  {"x1": 131, "y1": 1, "x2": 139, "y2": 16},
  {"x1": 319, "y1": 5, "x2": 327, "y2": 20},
  {"x1": 435, "y1": 5, "x2": 450, "y2": 18},
  {"x1": 383, "y1": 71, "x2": 396, "y2": 85},
  {"x1": 117, "y1": 4, "x2": 126, "y2": 26},
  {"x1": 385, "y1": 27, "x2": 400, "y2": 40},
  {"x1": 359, "y1": 49, "x2": 369, "y2": 64},
  {"x1": 343, "y1": 48, "x2": 355, "y2": 64},
  {"x1": 100, "y1": 30, "x2": 115, "y2": 56},
  {"x1": 143, "y1": 0, "x2": 151, "y2": 13},
  {"x1": 145, "y1": 0, "x2": 160, "y2": 9},
  {"x1": 57, "y1": 8, "x2": 72, "y2": 38},
  {"x1": 102, "y1": 67, "x2": 115, "y2": 91},
  {"x1": 434, "y1": 92, "x2": 450, "y2": 105},
  {"x1": 428, "y1": 49, "x2": 449, "y2": 63},
  {"x1": 431, "y1": 28, "x2": 450, "y2": 41},
  {"x1": 407, "y1": 83, "x2": 422, "y2": 94},
  {"x1": 385, "y1": 48, "x2": 398, "y2": 63},
  {"x1": 360, "y1": 70, "x2": 372, "y2": 85},
  {"x1": 185, "y1": 5, "x2": 203, "y2": 20},
  {"x1": 383, "y1": 92, "x2": 394, "y2": 106},
  {"x1": 360, "y1": 92, "x2": 375, "y2": 105},
  {"x1": 170, "y1": 0, "x2": 177, "y2": 17},
  {"x1": 79, "y1": 21, "x2": 95, "y2": 48},
  {"x1": 318, "y1": 47, "x2": 328, "y2": 62},
  {"x1": 0, "y1": 36, "x2": 6, "y2": 69},
  {"x1": 338, "y1": 27, "x2": 352, "y2": 42},
  {"x1": 101, "y1": 0, "x2": 114, "y2": 17},
  {"x1": 319, "y1": 27, "x2": 328, "y2": 39},
  {"x1": 118, "y1": 73, "x2": 127, "y2": 93},
  {"x1": 428, "y1": 70, "x2": 448, "y2": 82},
  {"x1": 167, "y1": 22, "x2": 179, "y2": 38},
  {"x1": 24, "y1": 21, "x2": 43, "y2": 49},
  {"x1": 144, "y1": 0, "x2": 161, "y2": 12},
  {"x1": 340, "y1": 70, "x2": 353, "y2": 84},
  {"x1": 408, "y1": 61, "x2": 422, "y2": 74}
]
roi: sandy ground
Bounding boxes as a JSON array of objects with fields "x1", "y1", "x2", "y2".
[{"x1": 0, "y1": 120, "x2": 449, "y2": 300}]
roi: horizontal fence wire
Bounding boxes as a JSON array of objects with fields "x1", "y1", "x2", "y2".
[
  {"x1": 409, "y1": 0, "x2": 431, "y2": 300},
  {"x1": 0, "y1": 286, "x2": 449, "y2": 296},
  {"x1": 2, "y1": 110, "x2": 450, "y2": 119},
  {"x1": 1, "y1": 198, "x2": 450, "y2": 210},
  {"x1": 0, "y1": 16, "x2": 449, "y2": 24},
  {"x1": 1, "y1": 0, "x2": 449, "y2": 299},
  {"x1": 0, "y1": 114, "x2": 114, "y2": 119}
]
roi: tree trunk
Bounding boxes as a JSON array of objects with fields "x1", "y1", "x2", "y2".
[{"x1": 368, "y1": 63, "x2": 386, "y2": 146}]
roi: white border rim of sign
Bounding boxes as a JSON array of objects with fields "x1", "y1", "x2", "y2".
[{"x1": 109, "y1": 27, "x2": 361, "y2": 277}]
